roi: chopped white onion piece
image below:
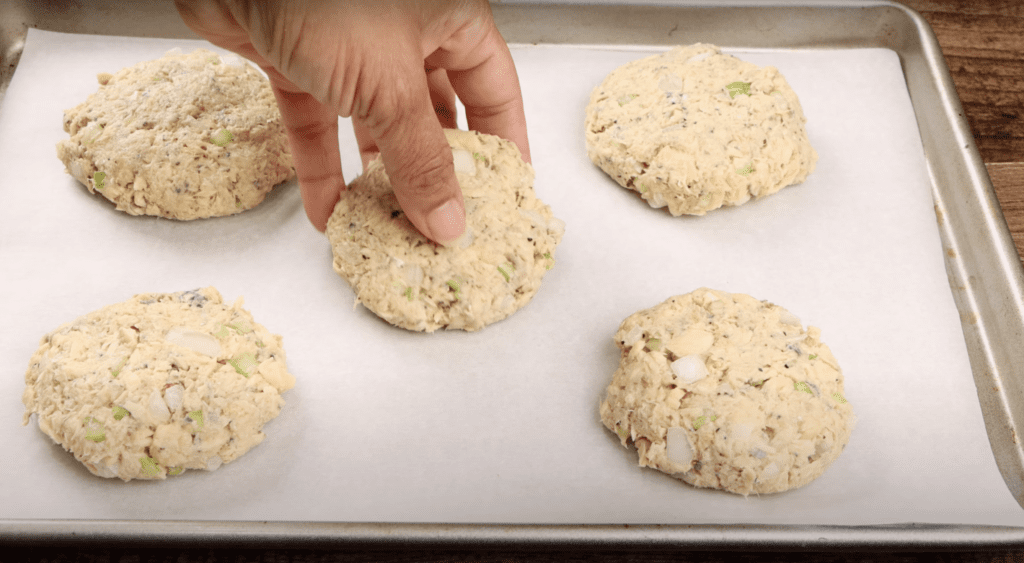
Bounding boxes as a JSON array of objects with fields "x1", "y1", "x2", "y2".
[
  {"x1": 500, "y1": 294, "x2": 515, "y2": 311},
  {"x1": 80, "y1": 122, "x2": 103, "y2": 145},
  {"x1": 686, "y1": 51, "x2": 713, "y2": 64},
  {"x1": 402, "y1": 263, "x2": 424, "y2": 286},
  {"x1": 622, "y1": 325, "x2": 644, "y2": 347},
  {"x1": 759, "y1": 461, "x2": 780, "y2": 482},
  {"x1": 452, "y1": 149, "x2": 477, "y2": 175},
  {"x1": 94, "y1": 464, "x2": 118, "y2": 479},
  {"x1": 778, "y1": 309, "x2": 801, "y2": 326},
  {"x1": 163, "y1": 385, "x2": 183, "y2": 413},
  {"x1": 670, "y1": 355, "x2": 708, "y2": 384},
  {"x1": 730, "y1": 422, "x2": 755, "y2": 443},
  {"x1": 658, "y1": 73, "x2": 683, "y2": 92},
  {"x1": 518, "y1": 209, "x2": 546, "y2": 228},
  {"x1": 547, "y1": 217, "x2": 566, "y2": 236},
  {"x1": 666, "y1": 427, "x2": 694, "y2": 467},
  {"x1": 218, "y1": 53, "x2": 246, "y2": 68},
  {"x1": 458, "y1": 226, "x2": 475, "y2": 249},
  {"x1": 148, "y1": 390, "x2": 170, "y2": 423},
  {"x1": 206, "y1": 455, "x2": 223, "y2": 471},
  {"x1": 751, "y1": 448, "x2": 767, "y2": 459},
  {"x1": 165, "y1": 327, "x2": 221, "y2": 357},
  {"x1": 662, "y1": 123, "x2": 685, "y2": 133}
]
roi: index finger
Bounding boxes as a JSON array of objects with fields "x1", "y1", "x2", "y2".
[{"x1": 427, "y1": 13, "x2": 530, "y2": 163}]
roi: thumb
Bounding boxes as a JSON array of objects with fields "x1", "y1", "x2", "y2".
[{"x1": 358, "y1": 66, "x2": 466, "y2": 245}]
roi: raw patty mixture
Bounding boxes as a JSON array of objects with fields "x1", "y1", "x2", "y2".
[
  {"x1": 326, "y1": 128, "x2": 564, "y2": 332},
  {"x1": 56, "y1": 48, "x2": 294, "y2": 219},
  {"x1": 22, "y1": 287, "x2": 295, "y2": 481},
  {"x1": 599, "y1": 288, "x2": 854, "y2": 495},
  {"x1": 585, "y1": 44, "x2": 817, "y2": 215}
]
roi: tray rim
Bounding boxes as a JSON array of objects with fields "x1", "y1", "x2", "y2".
[
  {"x1": 2, "y1": 0, "x2": 1023, "y2": 549},
  {"x1": 3, "y1": 520, "x2": 1024, "y2": 550}
]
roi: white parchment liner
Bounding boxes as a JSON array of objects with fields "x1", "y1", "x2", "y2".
[{"x1": 0, "y1": 29, "x2": 1020, "y2": 526}]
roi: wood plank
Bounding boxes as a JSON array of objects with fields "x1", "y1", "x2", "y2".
[
  {"x1": 899, "y1": 0, "x2": 1024, "y2": 17},
  {"x1": 898, "y1": 1, "x2": 1024, "y2": 163}
]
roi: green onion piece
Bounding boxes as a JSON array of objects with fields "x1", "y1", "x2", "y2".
[
  {"x1": 255, "y1": 340, "x2": 266, "y2": 348},
  {"x1": 187, "y1": 410, "x2": 204, "y2": 430},
  {"x1": 647, "y1": 338, "x2": 662, "y2": 351},
  {"x1": 207, "y1": 55, "x2": 220, "y2": 65},
  {"x1": 112, "y1": 405, "x2": 130, "y2": 420},
  {"x1": 543, "y1": 252, "x2": 555, "y2": 270},
  {"x1": 212, "y1": 325, "x2": 230, "y2": 338},
  {"x1": 750, "y1": 379, "x2": 764, "y2": 388},
  {"x1": 168, "y1": 466, "x2": 185, "y2": 476},
  {"x1": 446, "y1": 279, "x2": 461, "y2": 301},
  {"x1": 727, "y1": 81, "x2": 751, "y2": 98},
  {"x1": 794, "y1": 381, "x2": 813, "y2": 394},
  {"x1": 473, "y1": 152, "x2": 486, "y2": 162},
  {"x1": 617, "y1": 94, "x2": 639, "y2": 106},
  {"x1": 211, "y1": 129, "x2": 234, "y2": 147},
  {"x1": 83, "y1": 417, "x2": 105, "y2": 443},
  {"x1": 228, "y1": 352, "x2": 259, "y2": 377},
  {"x1": 832, "y1": 392, "x2": 848, "y2": 404},
  {"x1": 693, "y1": 415, "x2": 708, "y2": 430},
  {"x1": 110, "y1": 356, "x2": 127, "y2": 377},
  {"x1": 139, "y1": 457, "x2": 160, "y2": 477},
  {"x1": 736, "y1": 164, "x2": 754, "y2": 175},
  {"x1": 226, "y1": 321, "x2": 253, "y2": 334},
  {"x1": 497, "y1": 264, "x2": 512, "y2": 283},
  {"x1": 93, "y1": 171, "x2": 106, "y2": 191},
  {"x1": 403, "y1": 287, "x2": 414, "y2": 301},
  {"x1": 81, "y1": 123, "x2": 103, "y2": 146},
  {"x1": 617, "y1": 426, "x2": 629, "y2": 439},
  {"x1": 808, "y1": 354, "x2": 818, "y2": 360}
]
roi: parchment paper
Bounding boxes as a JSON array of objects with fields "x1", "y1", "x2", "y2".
[{"x1": 1, "y1": 29, "x2": 1020, "y2": 526}]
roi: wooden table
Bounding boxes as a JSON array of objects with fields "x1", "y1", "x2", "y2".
[
  {"x1": 8, "y1": 1, "x2": 1024, "y2": 561},
  {"x1": 904, "y1": 0, "x2": 1024, "y2": 266}
]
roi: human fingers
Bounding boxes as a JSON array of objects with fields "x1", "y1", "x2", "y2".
[
  {"x1": 176, "y1": 0, "x2": 343, "y2": 231},
  {"x1": 357, "y1": 52, "x2": 466, "y2": 245},
  {"x1": 427, "y1": 67, "x2": 459, "y2": 130},
  {"x1": 427, "y1": 7, "x2": 530, "y2": 163},
  {"x1": 353, "y1": 66, "x2": 458, "y2": 171},
  {"x1": 270, "y1": 83, "x2": 344, "y2": 232},
  {"x1": 173, "y1": 0, "x2": 268, "y2": 66}
]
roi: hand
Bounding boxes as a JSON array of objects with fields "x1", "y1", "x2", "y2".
[{"x1": 174, "y1": 0, "x2": 530, "y2": 244}]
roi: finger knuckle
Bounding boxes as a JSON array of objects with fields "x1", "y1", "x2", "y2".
[{"x1": 388, "y1": 147, "x2": 454, "y2": 201}]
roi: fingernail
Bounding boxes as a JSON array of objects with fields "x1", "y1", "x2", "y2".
[{"x1": 426, "y1": 198, "x2": 466, "y2": 246}]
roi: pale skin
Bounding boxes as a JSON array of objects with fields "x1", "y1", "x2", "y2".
[{"x1": 173, "y1": 0, "x2": 530, "y2": 244}]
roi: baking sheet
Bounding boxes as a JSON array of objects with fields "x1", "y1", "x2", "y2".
[{"x1": 1, "y1": 28, "x2": 1020, "y2": 527}]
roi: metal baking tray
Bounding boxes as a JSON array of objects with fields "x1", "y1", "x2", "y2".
[{"x1": 2, "y1": 0, "x2": 1023, "y2": 550}]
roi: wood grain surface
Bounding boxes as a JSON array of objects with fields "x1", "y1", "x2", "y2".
[{"x1": 901, "y1": 0, "x2": 1024, "y2": 267}]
